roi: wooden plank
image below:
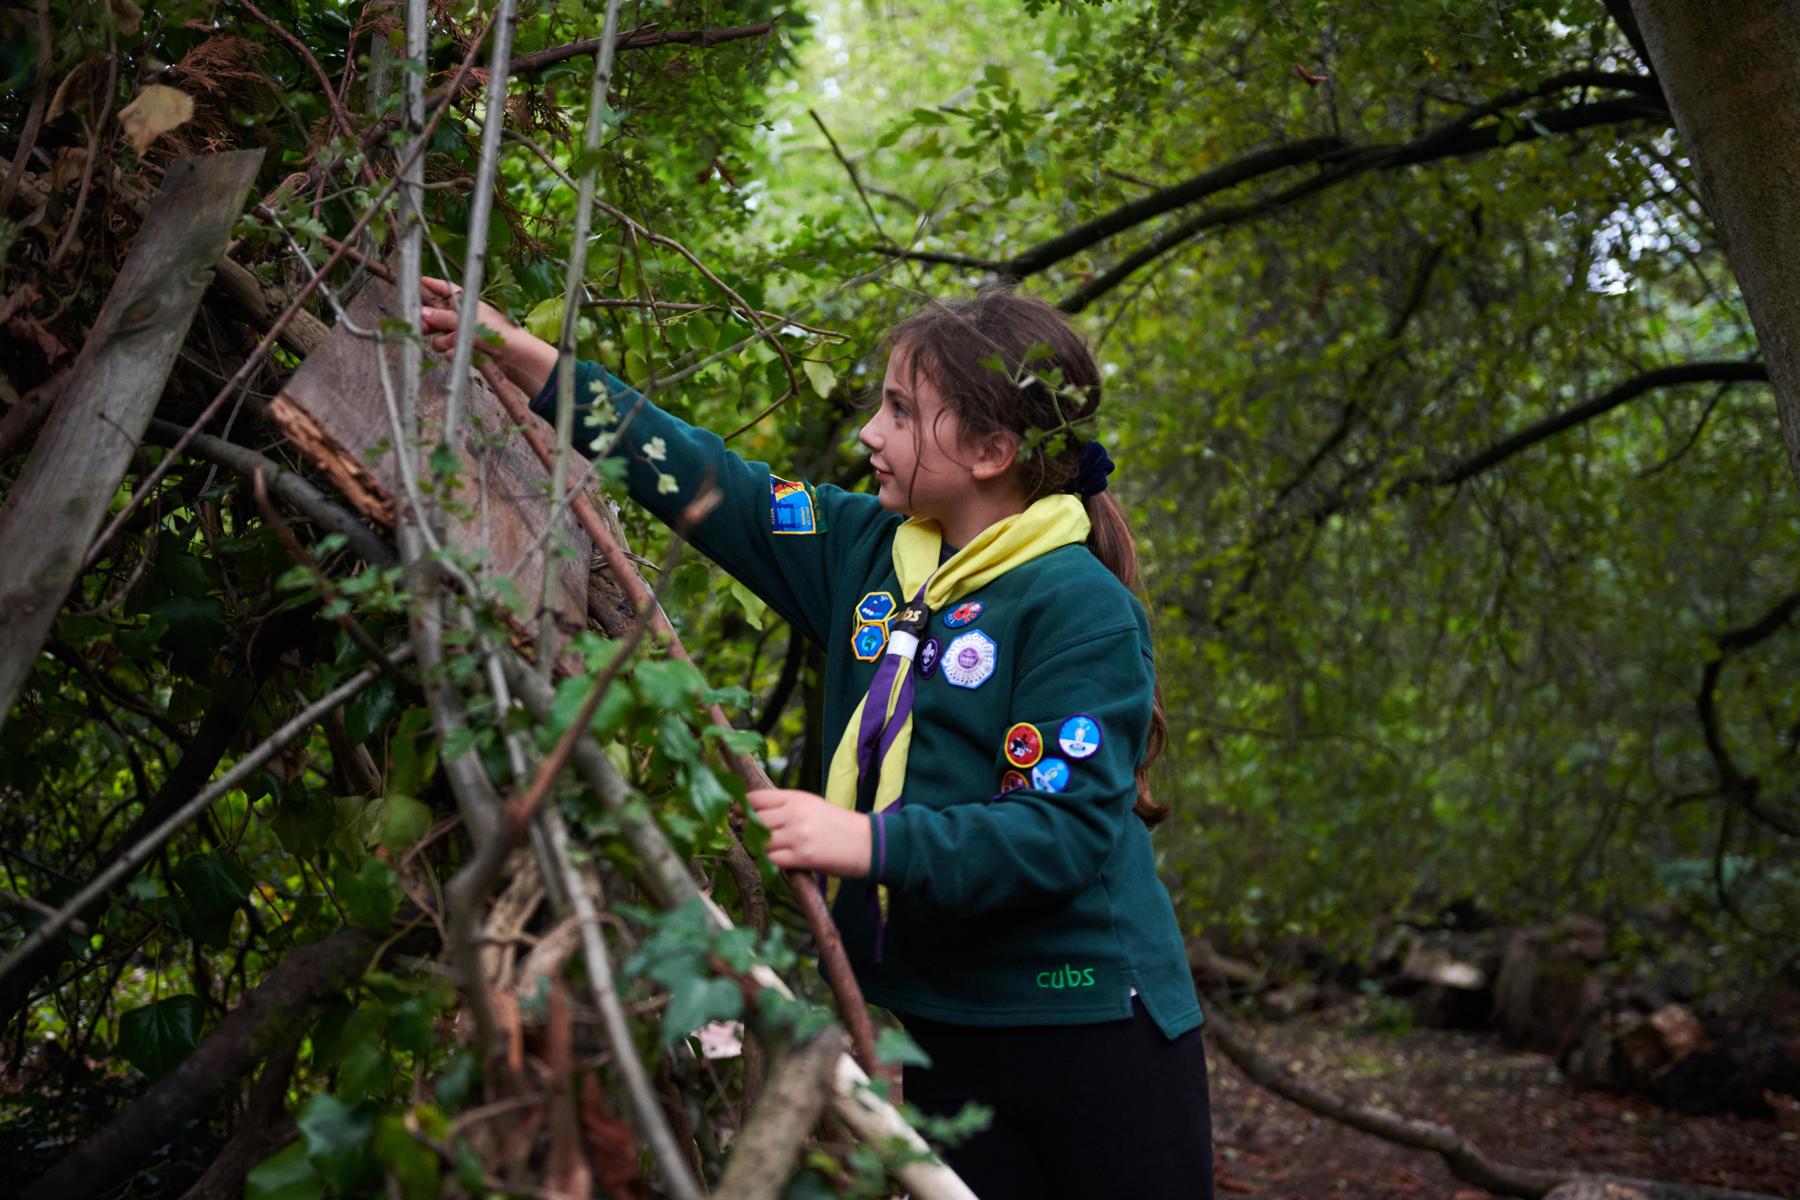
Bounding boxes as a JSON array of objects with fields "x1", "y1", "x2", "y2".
[
  {"x1": 0, "y1": 149, "x2": 264, "y2": 734},
  {"x1": 268, "y1": 281, "x2": 591, "y2": 658}
]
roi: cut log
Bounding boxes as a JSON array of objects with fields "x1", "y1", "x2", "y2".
[
  {"x1": 0, "y1": 149, "x2": 263, "y2": 735},
  {"x1": 267, "y1": 281, "x2": 591, "y2": 658}
]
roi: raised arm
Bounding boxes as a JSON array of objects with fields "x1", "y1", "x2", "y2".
[{"x1": 418, "y1": 283, "x2": 893, "y2": 645}]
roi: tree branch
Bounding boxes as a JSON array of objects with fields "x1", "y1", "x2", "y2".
[
  {"x1": 879, "y1": 75, "x2": 1663, "y2": 309},
  {"x1": 506, "y1": 22, "x2": 775, "y2": 77}
]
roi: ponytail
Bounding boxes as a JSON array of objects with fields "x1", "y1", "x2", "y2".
[
  {"x1": 882, "y1": 289, "x2": 1171, "y2": 827},
  {"x1": 1084, "y1": 491, "x2": 1170, "y2": 828}
]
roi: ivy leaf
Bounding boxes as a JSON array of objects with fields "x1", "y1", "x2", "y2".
[
  {"x1": 335, "y1": 857, "x2": 398, "y2": 929},
  {"x1": 297, "y1": 1094, "x2": 380, "y2": 1194},
  {"x1": 661, "y1": 976, "x2": 743, "y2": 1047},
  {"x1": 170, "y1": 852, "x2": 253, "y2": 948},
  {"x1": 118, "y1": 994, "x2": 203, "y2": 1079},
  {"x1": 379, "y1": 793, "x2": 434, "y2": 852},
  {"x1": 246, "y1": 1141, "x2": 323, "y2": 1200},
  {"x1": 633, "y1": 658, "x2": 705, "y2": 709},
  {"x1": 727, "y1": 578, "x2": 766, "y2": 631},
  {"x1": 875, "y1": 1026, "x2": 932, "y2": 1068},
  {"x1": 685, "y1": 763, "x2": 735, "y2": 825}
]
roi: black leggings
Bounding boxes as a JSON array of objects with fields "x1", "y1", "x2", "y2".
[{"x1": 901, "y1": 998, "x2": 1215, "y2": 1200}]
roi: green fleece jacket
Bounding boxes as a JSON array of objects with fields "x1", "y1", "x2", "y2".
[{"x1": 535, "y1": 362, "x2": 1202, "y2": 1039}]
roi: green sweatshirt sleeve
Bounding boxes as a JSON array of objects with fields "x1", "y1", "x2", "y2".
[
  {"x1": 873, "y1": 623, "x2": 1155, "y2": 914},
  {"x1": 532, "y1": 359, "x2": 893, "y2": 647}
]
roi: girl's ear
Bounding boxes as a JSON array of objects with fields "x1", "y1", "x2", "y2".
[{"x1": 968, "y1": 428, "x2": 1021, "y2": 482}]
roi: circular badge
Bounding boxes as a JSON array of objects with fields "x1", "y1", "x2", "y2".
[
  {"x1": 943, "y1": 599, "x2": 985, "y2": 628},
  {"x1": 857, "y1": 591, "x2": 897, "y2": 623},
  {"x1": 1058, "y1": 714, "x2": 1102, "y2": 760},
  {"x1": 999, "y1": 770, "x2": 1029, "y2": 794},
  {"x1": 1031, "y1": 757, "x2": 1071, "y2": 793},
  {"x1": 917, "y1": 636, "x2": 941, "y2": 679},
  {"x1": 942, "y1": 630, "x2": 998, "y2": 689},
  {"x1": 852, "y1": 622, "x2": 889, "y2": 662},
  {"x1": 1004, "y1": 721, "x2": 1044, "y2": 768}
]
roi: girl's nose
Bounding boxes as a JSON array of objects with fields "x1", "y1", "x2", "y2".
[{"x1": 857, "y1": 421, "x2": 879, "y2": 451}]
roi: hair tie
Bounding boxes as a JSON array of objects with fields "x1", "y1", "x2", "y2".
[{"x1": 1074, "y1": 439, "x2": 1115, "y2": 496}]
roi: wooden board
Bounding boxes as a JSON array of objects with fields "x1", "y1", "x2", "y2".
[
  {"x1": 268, "y1": 281, "x2": 591, "y2": 658},
  {"x1": 0, "y1": 149, "x2": 264, "y2": 734}
]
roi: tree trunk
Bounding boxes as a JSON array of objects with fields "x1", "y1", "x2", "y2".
[{"x1": 1628, "y1": 1, "x2": 1800, "y2": 486}]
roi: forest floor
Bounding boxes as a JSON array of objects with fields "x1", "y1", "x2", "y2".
[{"x1": 1207, "y1": 1009, "x2": 1800, "y2": 1199}]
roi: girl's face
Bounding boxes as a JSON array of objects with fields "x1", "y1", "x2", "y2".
[{"x1": 858, "y1": 345, "x2": 976, "y2": 521}]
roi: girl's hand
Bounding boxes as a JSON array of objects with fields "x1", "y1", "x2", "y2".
[
  {"x1": 418, "y1": 276, "x2": 559, "y2": 397},
  {"x1": 746, "y1": 789, "x2": 872, "y2": 879}
]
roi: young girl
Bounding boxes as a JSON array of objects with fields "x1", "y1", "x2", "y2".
[{"x1": 420, "y1": 283, "x2": 1215, "y2": 1200}]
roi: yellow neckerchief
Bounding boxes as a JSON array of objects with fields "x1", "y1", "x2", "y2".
[{"x1": 822, "y1": 494, "x2": 1091, "y2": 903}]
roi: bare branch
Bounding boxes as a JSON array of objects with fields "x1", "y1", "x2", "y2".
[{"x1": 506, "y1": 21, "x2": 776, "y2": 76}]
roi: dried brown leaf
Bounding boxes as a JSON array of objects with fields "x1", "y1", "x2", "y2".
[
  {"x1": 117, "y1": 84, "x2": 194, "y2": 156},
  {"x1": 580, "y1": 1073, "x2": 649, "y2": 1200}
]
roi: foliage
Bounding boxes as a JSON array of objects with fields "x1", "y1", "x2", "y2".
[{"x1": 2, "y1": 0, "x2": 1798, "y2": 1194}]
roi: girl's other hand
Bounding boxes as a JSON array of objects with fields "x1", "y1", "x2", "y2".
[
  {"x1": 747, "y1": 788, "x2": 873, "y2": 879},
  {"x1": 418, "y1": 276, "x2": 558, "y2": 397}
]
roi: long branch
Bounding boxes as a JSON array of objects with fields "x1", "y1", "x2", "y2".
[
  {"x1": 506, "y1": 21, "x2": 775, "y2": 76},
  {"x1": 880, "y1": 78, "x2": 1661, "y2": 296}
]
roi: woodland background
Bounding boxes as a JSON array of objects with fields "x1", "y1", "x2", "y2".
[{"x1": 2, "y1": 0, "x2": 1798, "y2": 1197}]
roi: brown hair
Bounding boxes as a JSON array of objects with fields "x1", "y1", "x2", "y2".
[{"x1": 883, "y1": 290, "x2": 1170, "y2": 826}]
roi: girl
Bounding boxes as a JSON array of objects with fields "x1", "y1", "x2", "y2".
[{"x1": 420, "y1": 282, "x2": 1215, "y2": 1200}]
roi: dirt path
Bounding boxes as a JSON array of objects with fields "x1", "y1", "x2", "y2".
[{"x1": 1206, "y1": 1015, "x2": 1800, "y2": 1198}]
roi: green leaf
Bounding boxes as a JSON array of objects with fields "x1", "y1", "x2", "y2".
[
  {"x1": 375, "y1": 1111, "x2": 441, "y2": 1200},
  {"x1": 803, "y1": 359, "x2": 836, "y2": 399},
  {"x1": 686, "y1": 763, "x2": 735, "y2": 825},
  {"x1": 662, "y1": 976, "x2": 742, "y2": 1047},
  {"x1": 246, "y1": 1141, "x2": 323, "y2": 1200},
  {"x1": 524, "y1": 297, "x2": 565, "y2": 344},
  {"x1": 171, "y1": 852, "x2": 253, "y2": 948},
  {"x1": 380, "y1": 793, "x2": 434, "y2": 852},
  {"x1": 633, "y1": 657, "x2": 705, "y2": 709},
  {"x1": 118, "y1": 994, "x2": 203, "y2": 1079},
  {"x1": 727, "y1": 578, "x2": 767, "y2": 631},
  {"x1": 297, "y1": 1094, "x2": 380, "y2": 1194},
  {"x1": 335, "y1": 857, "x2": 399, "y2": 929},
  {"x1": 875, "y1": 1026, "x2": 931, "y2": 1068}
]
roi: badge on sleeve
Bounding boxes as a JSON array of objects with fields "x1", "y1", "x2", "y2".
[
  {"x1": 1058, "y1": 714, "x2": 1102, "y2": 760},
  {"x1": 917, "y1": 637, "x2": 941, "y2": 678},
  {"x1": 999, "y1": 770, "x2": 1029, "y2": 794},
  {"x1": 1031, "y1": 757, "x2": 1071, "y2": 793},
  {"x1": 943, "y1": 599, "x2": 985, "y2": 628},
  {"x1": 852, "y1": 622, "x2": 889, "y2": 662},
  {"x1": 942, "y1": 630, "x2": 998, "y2": 689},
  {"x1": 770, "y1": 476, "x2": 818, "y2": 535},
  {"x1": 857, "y1": 591, "x2": 897, "y2": 623},
  {"x1": 1004, "y1": 722, "x2": 1043, "y2": 768}
]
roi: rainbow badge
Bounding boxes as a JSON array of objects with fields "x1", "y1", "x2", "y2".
[{"x1": 770, "y1": 475, "x2": 818, "y2": 535}]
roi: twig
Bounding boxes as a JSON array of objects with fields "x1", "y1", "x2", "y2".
[
  {"x1": 809, "y1": 108, "x2": 890, "y2": 244},
  {"x1": 0, "y1": 651, "x2": 408, "y2": 985},
  {"x1": 441, "y1": 0, "x2": 520, "y2": 446},
  {"x1": 250, "y1": 468, "x2": 405, "y2": 682},
  {"x1": 238, "y1": 0, "x2": 374, "y2": 185},
  {"x1": 543, "y1": 0, "x2": 628, "y2": 682},
  {"x1": 537, "y1": 809, "x2": 704, "y2": 1200},
  {"x1": 49, "y1": 44, "x2": 117, "y2": 269},
  {"x1": 506, "y1": 21, "x2": 776, "y2": 75},
  {"x1": 0, "y1": 0, "x2": 52, "y2": 214}
]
